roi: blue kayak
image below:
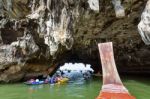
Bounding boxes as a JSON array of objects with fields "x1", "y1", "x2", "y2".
[{"x1": 24, "y1": 81, "x2": 45, "y2": 85}]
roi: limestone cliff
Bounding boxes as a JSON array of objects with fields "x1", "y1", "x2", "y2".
[{"x1": 0, "y1": 0, "x2": 149, "y2": 83}]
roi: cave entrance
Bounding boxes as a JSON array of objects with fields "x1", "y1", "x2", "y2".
[{"x1": 56, "y1": 63, "x2": 94, "y2": 80}]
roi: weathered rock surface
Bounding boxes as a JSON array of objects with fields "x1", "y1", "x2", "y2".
[
  {"x1": 0, "y1": 0, "x2": 149, "y2": 83},
  {"x1": 138, "y1": 0, "x2": 150, "y2": 45}
]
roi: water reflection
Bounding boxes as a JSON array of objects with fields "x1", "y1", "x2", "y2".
[{"x1": 28, "y1": 85, "x2": 44, "y2": 93}]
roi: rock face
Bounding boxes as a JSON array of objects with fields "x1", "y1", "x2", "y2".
[
  {"x1": 0, "y1": 0, "x2": 149, "y2": 82},
  {"x1": 72, "y1": 0, "x2": 150, "y2": 73},
  {"x1": 0, "y1": 0, "x2": 94, "y2": 83},
  {"x1": 138, "y1": 0, "x2": 150, "y2": 45}
]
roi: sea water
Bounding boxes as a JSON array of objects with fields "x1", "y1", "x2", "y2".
[{"x1": 0, "y1": 76, "x2": 149, "y2": 99}]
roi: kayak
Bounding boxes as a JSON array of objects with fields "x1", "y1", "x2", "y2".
[
  {"x1": 24, "y1": 78, "x2": 69, "y2": 85},
  {"x1": 24, "y1": 81, "x2": 45, "y2": 85},
  {"x1": 56, "y1": 78, "x2": 69, "y2": 84}
]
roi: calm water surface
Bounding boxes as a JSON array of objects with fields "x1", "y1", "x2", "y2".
[{"x1": 0, "y1": 77, "x2": 149, "y2": 99}]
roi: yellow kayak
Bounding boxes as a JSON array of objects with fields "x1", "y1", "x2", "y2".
[{"x1": 57, "y1": 78, "x2": 69, "y2": 84}]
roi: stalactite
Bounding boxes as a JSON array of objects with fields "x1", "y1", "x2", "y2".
[
  {"x1": 0, "y1": 30, "x2": 2, "y2": 44},
  {"x1": 10, "y1": 32, "x2": 39, "y2": 63},
  {"x1": 27, "y1": 0, "x2": 46, "y2": 19},
  {"x1": 6, "y1": 0, "x2": 13, "y2": 12},
  {"x1": 31, "y1": 0, "x2": 36, "y2": 13},
  {"x1": 47, "y1": 0, "x2": 51, "y2": 12},
  {"x1": 0, "y1": 0, "x2": 4, "y2": 16},
  {"x1": 138, "y1": 0, "x2": 150, "y2": 45},
  {"x1": 88, "y1": 0, "x2": 99, "y2": 11},
  {"x1": 13, "y1": 20, "x2": 18, "y2": 30},
  {"x1": 112, "y1": 0, "x2": 125, "y2": 18}
]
